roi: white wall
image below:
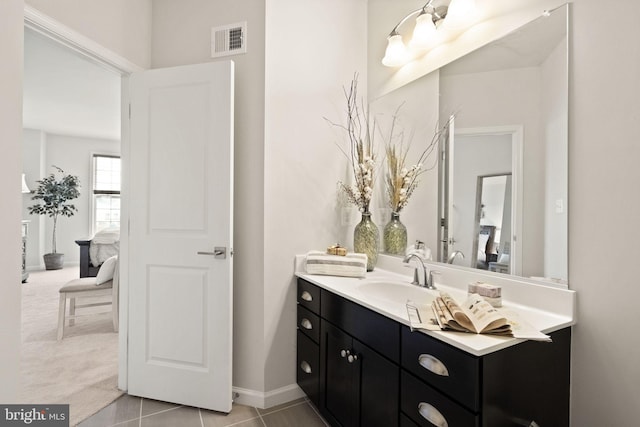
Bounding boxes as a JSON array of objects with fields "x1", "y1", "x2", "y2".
[
  {"x1": 570, "y1": 1, "x2": 640, "y2": 425},
  {"x1": 263, "y1": 0, "x2": 368, "y2": 393},
  {"x1": 22, "y1": 130, "x2": 120, "y2": 268},
  {"x1": 25, "y1": 0, "x2": 152, "y2": 69},
  {"x1": 151, "y1": 0, "x2": 268, "y2": 396},
  {"x1": 0, "y1": 0, "x2": 24, "y2": 403}
]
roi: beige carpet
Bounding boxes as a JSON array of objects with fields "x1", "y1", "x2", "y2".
[{"x1": 20, "y1": 266, "x2": 123, "y2": 426}]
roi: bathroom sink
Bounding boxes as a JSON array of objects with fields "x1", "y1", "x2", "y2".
[{"x1": 356, "y1": 280, "x2": 437, "y2": 306}]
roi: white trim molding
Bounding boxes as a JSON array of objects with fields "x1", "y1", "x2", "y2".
[
  {"x1": 23, "y1": 5, "x2": 143, "y2": 75},
  {"x1": 232, "y1": 384, "x2": 306, "y2": 409}
]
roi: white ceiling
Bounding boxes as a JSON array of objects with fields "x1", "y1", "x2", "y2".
[
  {"x1": 23, "y1": 28, "x2": 121, "y2": 141},
  {"x1": 441, "y1": 7, "x2": 566, "y2": 76}
]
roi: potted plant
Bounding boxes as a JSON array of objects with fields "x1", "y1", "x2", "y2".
[{"x1": 28, "y1": 166, "x2": 81, "y2": 270}]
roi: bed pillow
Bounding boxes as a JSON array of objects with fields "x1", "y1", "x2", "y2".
[{"x1": 96, "y1": 255, "x2": 117, "y2": 285}]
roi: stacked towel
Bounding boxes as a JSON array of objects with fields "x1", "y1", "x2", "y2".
[{"x1": 305, "y1": 251, "x2": 367, "y2": 278}]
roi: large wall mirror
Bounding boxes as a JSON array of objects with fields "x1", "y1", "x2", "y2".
[
  {"x1": 438, "y1": 5, "x2": 568, "y2": 284},
  {"x1": 371, "y1": 4, "x2": 568, "y2": 286}
]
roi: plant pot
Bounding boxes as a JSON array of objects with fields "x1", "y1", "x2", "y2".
[{"x1": 43, "y1": 253, "x2": 64, "y2": 270}]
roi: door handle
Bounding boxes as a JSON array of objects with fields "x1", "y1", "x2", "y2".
[{"x1": 197, "y1": 246, "x2": 227, "y2": 259}]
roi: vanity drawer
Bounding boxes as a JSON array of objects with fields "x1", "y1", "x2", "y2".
[
  {"x1": 297, "y1": 279, "x2": 320, "y2": 314},
  {"x1": 297, "y1": 330, "x2": 319, "y2": 406},
  {"x1": 297, "y1": 305, "x2": 320, "y2": 344},
  {"x1": 401, "y1": 371, "x2": 479, "y2": 427},
  {"x1": 401, "y1": 326, "x2": 480, "y2": 412},
  {"x1": 321, "y1": 288, "x2": 400, "y2": 363},
  {"x1": 400, "y1": 413, "x2": 420, "y2": 427}
]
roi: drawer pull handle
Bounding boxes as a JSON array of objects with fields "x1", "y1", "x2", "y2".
[
  {"x1": 418, "y1": 402, "x2": 448, "y2": 427},
  {"x1": 300, "y1": 361, "x2": 312, "y2": 374},
  {"x1": 418, "y1": 354, "x2": 450, "y2": 376},
  {"x1": 300, "y1": 318, "x2": 313, "y2": 330},
  {"x1": 301, "y1": 291, "x2": 313, "y2": 302}
]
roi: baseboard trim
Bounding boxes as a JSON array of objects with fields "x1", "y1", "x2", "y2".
[{"x1": 233, "y1": 384, "x2": 306, "y2": 409}]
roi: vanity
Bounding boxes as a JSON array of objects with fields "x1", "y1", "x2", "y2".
[{"x1": 295, "y1": 258, "x2": 575, "y2": 427}]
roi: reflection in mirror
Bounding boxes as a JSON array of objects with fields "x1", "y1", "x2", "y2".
[
  {"x1": 472, "y1": 174, "x2": 512, "y2": 273},
  {"x1": 437, "y1": 5, "x2": 568, "y2": 284}
]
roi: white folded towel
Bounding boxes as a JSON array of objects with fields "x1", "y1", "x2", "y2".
[{"x1": 305, "y1": 250, "x2": 367, "y2": 278}]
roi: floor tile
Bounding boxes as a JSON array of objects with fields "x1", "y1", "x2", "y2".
[
  {"x1": 256, "y1": 398, "x2": 306, "y2": 416},
  {"x1": 140, "y1": 406, "x2": 201, "y2": 427},
  {"x1": 261, "y1": 402, "x2": 327, "y2": 427},
  {"x1": 227, "y1": 419, "x2": 266, "y2": 427},
  {"x1": 112, "y1": 420, "x2": 140, "y2": 427},
  {"x1": 77, "y1": 394, "x2": 141, "y2": 427},
  {"x1": 201, "y1": 403, "x2": 260, "y2": 427},
  {"x1": 140, "y1": 397, "x2": 180, "y2": 416}
]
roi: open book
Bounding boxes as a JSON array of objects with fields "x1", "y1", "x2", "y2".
[
  {"x1": 433, "y1": 293, "x2": 512, "y2": 335},
  {"x1": 406, "y1": 292, "x2": 551, "y2": 341}
]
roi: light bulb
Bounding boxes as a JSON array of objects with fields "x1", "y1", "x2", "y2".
[
  {"x1": 382, "y1": 34, "x2": 409, "y2": 67},
  {"x1": 444, "y1": 0, "x2": 477, "y2": 31},
  {"x1": 409, "y1": 13, "x2": 437, "y2": 51}
]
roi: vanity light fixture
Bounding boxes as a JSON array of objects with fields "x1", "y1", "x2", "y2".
[{"x1": 381, "y1": 0, "x2": 477, "y2": 67}]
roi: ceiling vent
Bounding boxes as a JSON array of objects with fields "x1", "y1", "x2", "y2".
[{"x1": 211, "y1": 22, "x2": 247, "y2": 58}]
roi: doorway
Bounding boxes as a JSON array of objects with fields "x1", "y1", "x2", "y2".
[{"x1": 21, "y1": 8, "x2": 133, "y2": 423}]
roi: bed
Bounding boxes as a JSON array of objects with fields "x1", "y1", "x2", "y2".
[{"x1": 75, "y1": 228, "x2": 120, "y2": 278}]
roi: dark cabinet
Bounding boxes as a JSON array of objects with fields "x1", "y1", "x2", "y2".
[
  {"x1": 400, "y1": 325, "x2": 571, "y2": 427},
  {"x1": 321, "y1": 320, "x2": 399, "y2": 427},
  {"x1": 296, "y1": 278, "x2": 571, "y2": 427},
  {"x1": 296, "y1": 280, "x2": 321, "y2": 407}
]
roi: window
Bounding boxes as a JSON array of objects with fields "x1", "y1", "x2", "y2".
[{"x1": 93, "y1": 154, "x2": 121, "y2": 233}]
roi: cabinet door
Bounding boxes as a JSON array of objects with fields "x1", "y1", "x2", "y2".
[
  {"x1": 354, "y1": 338, "x2": 399, "y2": 427},
  {"x1": 482, "y1": 328, "x2": 571, "y2": 427},
  {"x1": 323, "y1": 320, "x2": 359, "y2": 427},
  {"x1": 297, "y1": 331, "x2": 320, "y2": 406}
]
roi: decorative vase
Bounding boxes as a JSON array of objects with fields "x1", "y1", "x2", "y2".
[
  {"x1": 43, "y1": 253, "x2": 64, "y2": 270},
  {"x1": 383, "y1": 212, "x2": 407, "y2": 255},
  {"x1": 354, "y1": 211, "x2": 379, "y2": 271}
]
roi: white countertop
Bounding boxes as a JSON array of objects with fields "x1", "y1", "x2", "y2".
[{"x1": 295, "y1": 255, "x2": 576, "y2": 356}]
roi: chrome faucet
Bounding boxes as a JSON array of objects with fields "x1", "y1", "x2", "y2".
[
  {"x1": 403, "y1": 253, "x2": 436, "y2": 289},
  {"x1": 447, "y1": 250, "x2": 465, "y2": 264}
]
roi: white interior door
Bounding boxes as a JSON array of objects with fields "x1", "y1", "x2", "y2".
[{"x1": 127, "y1": 61, "x2": 234, "y2": 412}]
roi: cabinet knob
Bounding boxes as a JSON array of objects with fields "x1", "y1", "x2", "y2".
[
  {"x1": 300, "y1": 361, "x2": 312, "y2": 374},
  {"x1": 340, "y1": 349, "x2": 350, "y2": 358},
  {"x1": 418, "y1": 402, "x2": 448, "y2": 427},
  {"x1": 418, "y1": 354, "x2": 450, "y2": 377},
  {"x1": 347, "y1": 354, "x2": 358, "y2": 363},
  {"x1": 300, "y1": 318, "x2": 313, "y2": 330},
  {"x1": 300, "y1": 291, "x2": 313, "y2": 302}
]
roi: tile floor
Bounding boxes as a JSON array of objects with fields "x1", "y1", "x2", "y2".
[{"x1": 77, "y1": 395, "x2": 329, "y2": 427}]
